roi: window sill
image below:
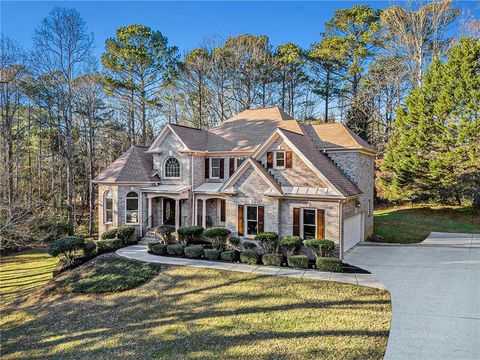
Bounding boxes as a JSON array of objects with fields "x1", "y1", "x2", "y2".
[
  {"x1": 104, "y1": 222, "x2": 113, "y2": 225},
  {"x1": 125, "y1": 223, "x2": 140, "y2": 226}
]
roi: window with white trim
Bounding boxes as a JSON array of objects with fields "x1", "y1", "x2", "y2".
[
  {"x1": 164, "y1": 157, "x2": 180, "y2": 178},
  {"x1": 125, "y1": 191, "x2": 139, "y2": 224},
  {"x1": 236, "y1": 157, "x2": 245, "y2": 168},
  {"x1": 301, "y1": 208, "x2": 316, "y2": 239},
  {"x1": 246, "y1": 205, "x2": 258, "y2": 235},
  {"x1": 274, "y1": 151, "x2": 285, "y2": 168},
  {"x1": 104, "y1": 191, "x2": 113, "y2": 224},
  {"x1": 210, "y1": 158, "x2": 221, "y2": 179}
]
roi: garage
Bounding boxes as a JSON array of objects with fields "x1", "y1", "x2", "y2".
[{"x1": 343, "y1": 213, "x2": 363, "y2": 252}]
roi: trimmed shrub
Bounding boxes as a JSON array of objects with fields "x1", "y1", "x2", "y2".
[
  {"x1": 154, "y1": 224, "x2": 176, "y2": 243},
  {"x1": 83, "y1": 241, "x2": 97, "y2": 258},
  {"x1": 101, "y1": 228, "x2": 118, "y2": 240},
  {"x1": 255, "y1": 232, "x2": 278, "y2": 254},
  {"x1": 287, "y1": 255, "x2": 309, "y2": 269},
  {"x1": 221, "y1": 250, "x2": 238, "y2": 262},
  {"x1": 316, "y1": 257, "x2": 343, "y2": 272},
  {"x1": 242, "y1": 240, "x2": 257, "y2": 250},
  {"x1": 95, "y1": 238, "x2": 123, "y2": 253},
  {"x1": 184, "y1": 245, "x2": 204, "y2": 258},
  {"x1": 148, "y1": 243, "x2": 168, "y2": 256},
  {"x1": 240, "y1": 251, "x2": 259, "y2": 265},
  {"x1": 280, "y1": 236, "x2": 302, "y2": 256},
  {"x1": 177, "y1": 226, "x2": 204, "y2": 245},
  {"x1": 49, "y1": 236, "x2": 85, "y2": 267},
  {"x1": 167, "y1": 244, "x2": 185, "y2": 256},
  {"x1": 303, "y1": 239, "x2": 335, "y2": 257},
  {"x1": 117, "y1": 226, "x2": 136, "y2": 244},
  {"x1": 204, "y1": 227, "x2": 231, "y2": 251},
  {"x1": 228, "y1": 236, "x2": 241, "y2": 250},
  {"x1": 204, "y1": 248, "x2": 221, "y2": 260},
  {"x1": 262, "y1": 253, "x2": 284, "y2": 267}
]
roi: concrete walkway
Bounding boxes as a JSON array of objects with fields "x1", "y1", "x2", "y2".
[
  {"x1": 117, "y1": 245, "x2": 385, "y2": 289},
  {"x1": 345, "y1": 232, "x2": 480, "y2": 360}
]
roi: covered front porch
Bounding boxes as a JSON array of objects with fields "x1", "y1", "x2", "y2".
[
  {"x1": 193, "y1": 183, "x2": 226, "y2": 229},
  {"x1": 141, "y1": 185, "x2": 190, "y2": 231}
]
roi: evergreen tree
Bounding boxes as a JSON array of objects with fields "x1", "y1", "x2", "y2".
[{"x1": 380, "y1": 37, "x2": 480, "y2": 212}]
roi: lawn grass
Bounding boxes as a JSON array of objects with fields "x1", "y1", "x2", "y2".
[
  {"x1": 374, "y1": 205, "x2": 480, "y2": 243},
  {"x1": 1, "y1": 254, "x2": 391, "y2": 360},
  {"x1": 60, "y1": 254, "x2": 161, "y2": 293},
  {"x1": 0, "y1": 250, "x2": 58, "y2": 303}
]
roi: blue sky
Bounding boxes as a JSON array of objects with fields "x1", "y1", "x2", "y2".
[{"x1": 2, "y1": 1, "x2": 479, "y2": 59}]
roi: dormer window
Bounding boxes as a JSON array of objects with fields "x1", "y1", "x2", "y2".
[
  {"x1": 164, "y1": 157, "x2": 180, "y2": 178},
  {"x1": 274, "y1": 151, "x2": 285, "y2": 168}
]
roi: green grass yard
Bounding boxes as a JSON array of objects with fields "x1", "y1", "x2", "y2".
[
  {"x1": 1, "y1": 254, "x2": 391, "y2": 360},
  {"x1": 374, "y1": 205, "x2": 480, "y2": 243},
  {"x1": 0, "y1": 250, "x2": 58, "y2": 303}
]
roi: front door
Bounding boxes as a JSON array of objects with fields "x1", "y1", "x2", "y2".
[{"x1": 163, "y1": 198, "x2": 176, "y2": 225}]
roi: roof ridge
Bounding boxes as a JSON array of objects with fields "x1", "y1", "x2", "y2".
[{"x1": 170, "y1": 123, "x2": 205, "y2": 131}]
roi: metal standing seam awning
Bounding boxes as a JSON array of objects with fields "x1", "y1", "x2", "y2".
[{"x1": 140, "y1": 184, "x2": 190, "y2": 199}]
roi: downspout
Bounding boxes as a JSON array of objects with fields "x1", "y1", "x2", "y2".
[
  {"x1": 191, "y1": 154, "x2": 194, "y2": 225},
  {"x1": 339, "y1": 200, "x2": 344, "y2": 261}
]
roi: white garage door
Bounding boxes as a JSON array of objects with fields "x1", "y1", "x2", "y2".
[{"x1": 343, "y1": 213, "x2": 363, "y2": 252}]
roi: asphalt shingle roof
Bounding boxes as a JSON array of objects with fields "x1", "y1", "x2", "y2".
[{"x1": 93, "y1": 146, "x2": 158, "y2": 183}]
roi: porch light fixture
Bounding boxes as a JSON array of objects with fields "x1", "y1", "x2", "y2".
[{"x1": 356, "y1": 201, "x2": 361, "y2": 208}]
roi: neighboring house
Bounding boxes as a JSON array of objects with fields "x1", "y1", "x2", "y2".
[{"x1": 93, "y1": 107, "x2": 375, "y2": 258}]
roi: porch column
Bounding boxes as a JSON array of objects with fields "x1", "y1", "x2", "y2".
[
  {"x1": 147, "y1": 197, "x2": 152, "y2": 228},
  {"x1": 202, "y1": 198, "x2": 207, "y2": 229},
  {"x1": 175, "y1": 199, "x2": 180, "y2": 229}
]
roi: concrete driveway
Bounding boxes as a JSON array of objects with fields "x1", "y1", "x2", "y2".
[{"x1": 345, "y1": 232, "x2": 480, "y2": 360}]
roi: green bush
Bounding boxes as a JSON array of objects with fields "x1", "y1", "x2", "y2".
[
  {"x1": 287, "y1": 255, "x2": 309, "y2": 269},
  {"x1": 95, "y1": 238, "x2": 123, "y2": 253},
  {"x1": 167, "y1": 244, "x2": 185, "y2": 256},
  {"x1": 280, "y1": 236, "x2": 302, "y2": 256},
  {"x1": 49, "y1": 236, "x2": 85, "y2": 267},
  {"x1": 101, "y1": 228, "x2": 118, "y2": 240},
  {"x1": 262, "y1": 253, "x2": 284, "y2": 266},
  {"x1": 204, "y1": 248, "x2": 221, "y2": 260},
  {"x1": 228, "y1": 236, "x2": 241, "y2": 250},
  {"x1": 148, "y1": 243, "x2": 168, "y2": 256},
  {"x1": 240, "y1": 251, "x2": 259, "y2": 265},
  {"x1": 117, "y1": 226, "x2": 136, "y2": 244},
  {"x1": 154, "y1": 224, "x2": 176, "y2": 243},
  {"x1": 242, "y1": 240, "x2": 257, "y2": 250},
  {"x1": 176, "y1": 226, "x2": 204, "y2": 245},
  {"x1": 220, "y1": 250, "x2": 238, "y2": 262},
  {"x1": 83, "y1": 241, "x2": 97, "y2": 258},
  {"x1": 184, "y1": 245, "x2": 204, "y2": 258},
  {"x1": 204, "y1": 227, "x2": 231, "y2": 251},
  {"x1": 303, "y1": 239, "x2": 335, "y2": 257},
  {"x1": 255, "y1": 232, "x2": 278, "y2": 253},
  {"x1": 316, "y1": 257, "x2": 343, "y2": 272}
]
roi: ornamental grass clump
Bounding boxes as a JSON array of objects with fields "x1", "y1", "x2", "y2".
[
  {"x1": 49, "y1": 236, "x2": 85, "y2": 267},
  {"x1": 203, "y1": 227, "x2": 231, "y2": 251},
  {"x1": 255, "y1": 232, "x2": 278, "y2": 254},
  {"x1": 280, "y1": 236, "x2": 302, "y2": 257},
  {"x1": 303, "y1": 239, "x2": 335, "y2": 258}
]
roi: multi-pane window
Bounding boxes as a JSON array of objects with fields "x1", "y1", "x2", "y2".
[
  {"x1": 125, "y1": 191, "x2": 139, "y2": 224},
  {"x1": 104, "y1": 191, "x2": 113, "y2": 224},
  {"x1": 246, "y1": 205, "x2": 258, "y2": 235},
  {"x1": 164, "y1": 157, "x2": 180, "y2": 178},
  {"x1": 210, "y1": 158, "x2": 221, "y2": 178},
  {"x1": 236, "y1": 157, "x2": 245, "y2": 168},
  {"x1": 302, "y1": 209, "x2": 316, "y2": 239},
  {"x1": 274, "y1": 151, "x2": 285, "y2": 168}
]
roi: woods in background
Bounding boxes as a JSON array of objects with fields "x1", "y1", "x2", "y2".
[{"x1": 1, "y1": 0, "x2": 479, "y2": 250}]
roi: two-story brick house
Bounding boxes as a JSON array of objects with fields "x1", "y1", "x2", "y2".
[{"x1": 93, "y1": 107, "x2": 375, "y2": 258}]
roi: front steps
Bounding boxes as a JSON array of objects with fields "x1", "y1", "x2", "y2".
[{"x1": 139, "y1": 230, "x2": 161, "y2": 245}]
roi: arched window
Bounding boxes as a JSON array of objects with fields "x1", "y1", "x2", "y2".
[
  {"x1": 125, "y1": 191, "x2": 139, "y2": 224},
  {"x1": 104, "y1": 191, "x2": 113, "y2": 224},
  {"x1": 164, "y1": 157, "x2": 180, "y2": 178}
]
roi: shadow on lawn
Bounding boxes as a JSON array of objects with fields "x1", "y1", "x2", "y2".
[{"x1": 1, "y1": 266, "x2": 390, "y2": 360}]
